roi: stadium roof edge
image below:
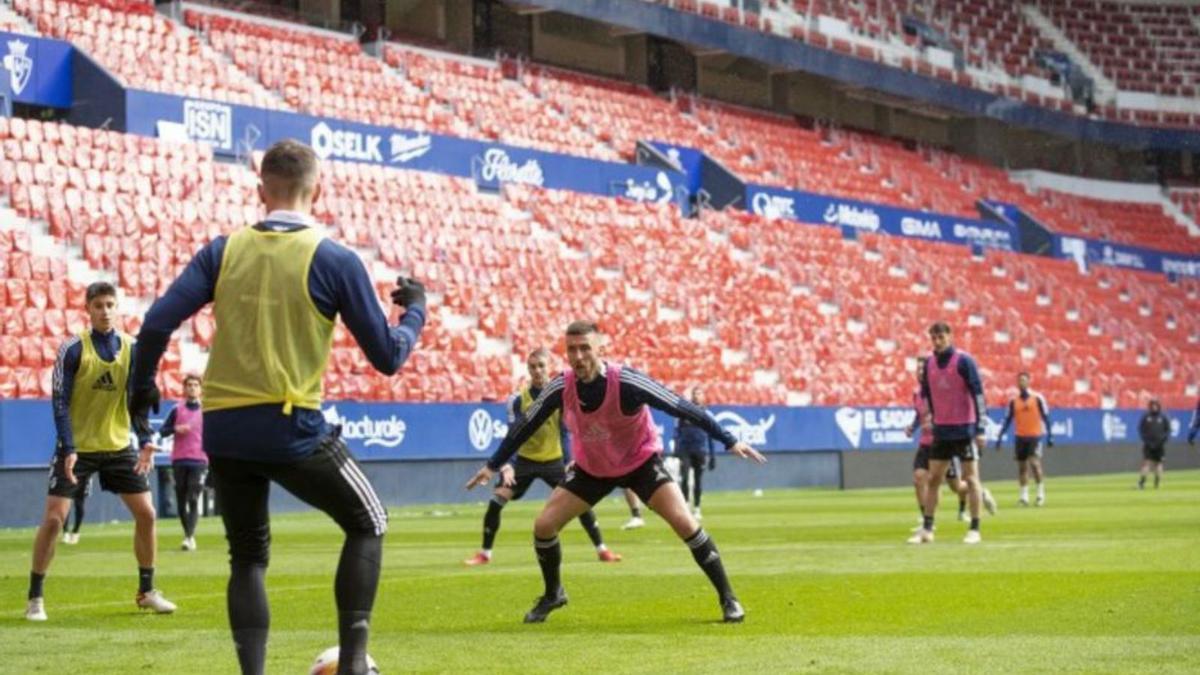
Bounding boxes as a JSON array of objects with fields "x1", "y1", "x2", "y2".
[{"x1": 524, "y1": 0, "x2": 1200, "y2": 152}]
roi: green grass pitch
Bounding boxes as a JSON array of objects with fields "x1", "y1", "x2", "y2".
[{"x1": 2, "y1": 470, "x2": 1198, "y2": 673}]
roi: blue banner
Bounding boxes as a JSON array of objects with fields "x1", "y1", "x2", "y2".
[
  {"x1": 0, "y1": 31, "x2": 71, "y2": 108},
  {"x1": 647, "y1": 141, "x2": 705, "y2": 193},
  {"x1": 745, "y1": 183, "x2": 1021, "y2": 251},
  {"x1": 123, "y1": 90, "x2": 690, "y2": 210},
  {"x1": 2, "y1": 400, "x2": 1187, "y2": 467},
  {"x1": 1055, "y1": 234, "x2": 1200, "y2": 278}
]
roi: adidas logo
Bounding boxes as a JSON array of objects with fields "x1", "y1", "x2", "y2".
[
  {"x1": 703, "y1": 551, "x2": 720, "y2": 564},
  {"x1": 91, "y1": 371, "x2": 117, "y2": 392}
]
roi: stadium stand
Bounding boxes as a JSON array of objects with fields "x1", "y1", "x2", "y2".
[{"x1": 0, "y1": 3, "x2": 1196, "y2": 409}]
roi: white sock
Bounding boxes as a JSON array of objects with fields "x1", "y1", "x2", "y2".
[
  {"x1": 1020, "y1": 486, "x2": 1029, "y2": 500},
  {"x1": 481, "y1": 549, "x2": 492, "y2": 559},
  {"x1": 595, "y1": 544, "x2": 608, "y2": 552},
  {"x1": 1037, "y1": 483, "x2": 1045, "y2": 498}
]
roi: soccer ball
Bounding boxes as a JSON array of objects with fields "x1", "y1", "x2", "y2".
[{"x1": 309, "y1": 646, "x2": 380, "y2": 675}]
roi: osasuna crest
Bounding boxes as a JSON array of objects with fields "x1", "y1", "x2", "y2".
[{"x1": 3, "y1": 39, "x2": 32, "y2": 96}]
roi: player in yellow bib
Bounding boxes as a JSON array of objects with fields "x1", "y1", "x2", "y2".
[
  {"x1": 465, "y1": 348, "x2": 621, "y2": 565},
  {"x1": 25, "y1": 282, "x2": 175, "y2": 622}
]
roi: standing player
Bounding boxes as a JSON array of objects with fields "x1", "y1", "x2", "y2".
[
  {"x1": 466, "y1": 321, "x2": 766, "y2": 624},
  {"x1": 130, "y1": 140, "x2": 425, "y2": 675},
  {"x1": 464, "y1": 348, "x2": 621, "y2": 565},
  {"x1": 906, "y1": 361, "x2": 968, "y2": 534},
  {"x1": 674, "y1": 386, "x2": 717, "y2": 520},
  {"x1": 1187, "y1": 396, "x2": 1198, "y2": 447},
  {"x1": 1137, "y1": 399, "x2": 1171, "y2": 489},
  {"x1": 159, "y1": 374, "x2": 206, "y2": 551},
  {"x1": 910, "y1": 322, "x2": 987, "y2": 545},
  {"x1": 995, "y1": 372, "x2": 1053, "y2": 506},
  {"x1": 61, "y1": 476, "x2": 91, "y2": 545},
  {"x1": 25, "y1": 281, "x2": 175, "y2": 621}
]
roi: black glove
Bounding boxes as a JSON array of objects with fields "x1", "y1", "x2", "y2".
[
  {"x1": 707, "y1": 456, "x2": 716, "y2": 471},
  {"x1": 1046, "y1": 438, "x2": 1055, "y2": 448},
  {"x1": 390, "y1": 276, "x2": 426, "y2": 308}
]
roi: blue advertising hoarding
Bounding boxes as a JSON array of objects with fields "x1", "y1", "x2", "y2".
[
  {"x1": 123, "y1": 90, "x2": 690, "y2": 210},
  {"x1": 0, "y1": 400, "x2": 1187, "y2": 467},
  {"x1": 0, "y1": 31, "x2": 71, "y2": 108},
  {"x1": 1055, "y1": 233, "x2": 1200, "y2": 278},
  {"x1": 745, "y1": 183, "x2": 1022, "y2": 251}
]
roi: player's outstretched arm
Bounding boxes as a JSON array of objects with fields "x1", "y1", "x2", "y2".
[
  {"x1": 728, "y1": 441, "x2": 767, "y2": 464},
  {"x1": 465, "y1": 465, "x2": 494, "y2": 490}
]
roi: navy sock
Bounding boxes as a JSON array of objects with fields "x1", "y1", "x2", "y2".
[
  {"x1": 923, "y1": 515, "x2": 934, "y2": 530},
  {"x1": 970, "y1": 517, "x2": 980, "y2": 531},
  {"x1": 482, "y1": 496, "x2": 506, "y2": 550},
  {"x1": 578, "y1": 510, "x2": 604, "y2": 548},
  {"x1": 138, "y1": 567, "x2": 154, "y2": 594},
  {"x1": 534, "y1": 536, "x2": 562, "y2": 597},
  {"x1": 29, "y1": 572, "x2": 45, "y2": 599},
  {"x1": 685, "y1": 528, "x2": 734, "y2": 599}
]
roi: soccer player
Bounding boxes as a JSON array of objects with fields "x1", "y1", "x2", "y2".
[
  {"x1": 1187, "y1": 396, "x2": 1198, "y2": 447},
  {"x1": 620, "y1": 489, "x2": 646, "y2": 529},
  {"x1": 464, "y1": 348, "x2": 621, "y2": 565},
  {"x1": 1137, "y1": 398, "x2": 1171, "y2": 489},
  {"x1": 465, "y1": 320, "x2": 766, "y2": 624},
  {"x1": 130, "y1": 140, "x2": 425, "y2": 675},
  {"x1": 906, "y1": 361, "x2": 968, "y2": 535},
  {"x1": 61, "y1": 476, "x2": 90, "y2": 545},
  {"x1": 995, "y1": 372, "x2": 1053, "y2": 506},
  {"x1": 25, "y1": 281, "x2": 175, "y2": 622},
  {"x1": 910, "y1": 321, "x2": 987, "y2": 545},
  {"x1": 159, "y1": 373, "x2": 206, "y2": 551},
  {"x1": 674, "y1": 386, "x2": 716, "y2": 520}
]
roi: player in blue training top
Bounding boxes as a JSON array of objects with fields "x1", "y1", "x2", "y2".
[{"x1": 130, "y1": 140, "x2": 425, "y2": 675}]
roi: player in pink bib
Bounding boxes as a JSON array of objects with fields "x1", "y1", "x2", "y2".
[
  {"x1": 466, "y1": 320, "x2": 766, "y2": 624},
  {"x1": 906, "y1": 362, "x2": 968, "y2": 529},
  {"x1": 912, "y1": 322, "x2": 990, "y2": 545},
  {"x1": 159, "y1": 374, "x2": 207, "y2": 552}
]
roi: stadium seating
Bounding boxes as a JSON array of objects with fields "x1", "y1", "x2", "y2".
[
  {"x1": 11, "y1": 0, "x2": 284, "y2": 108},
  {"x1": 1040, "y1": 0, "x2": 1200, "y2": 98}
]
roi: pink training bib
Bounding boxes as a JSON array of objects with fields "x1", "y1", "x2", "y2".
[
  {"x1": 169, "y1": 403, "x2": 207, "y2": 464},
  {"x1": 925, "y1": 350, "x2": 977, "y2": 426},
  {"x1": 562, "y1": 363, "x2": 662, "y2": 478},
  {"x1": 912, "y1": 388, "x2": 933, "y2": 446}
]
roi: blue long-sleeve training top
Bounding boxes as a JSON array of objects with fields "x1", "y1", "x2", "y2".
[
  {"x1": 52, "y1": 328, "x2": 150, "y2": 455},
  {"x1": 487, "y1": 365, "x2": 737, "y2": 471},
  {"x1": 674, "y1": 412, "x2": 717, "y2": 457},
  {"x1": 919, "y1": 346, "x2": 987, "y2": 442},
  {"x1": 132, "y1": 213, "x2": 425, "y2": 462}
]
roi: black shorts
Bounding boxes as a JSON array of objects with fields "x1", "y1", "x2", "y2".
[
  {"x1": 561, "y1": 454, "x2": 674, "y2": 507},
  {"x1": 1143, "y1": 445, "x2": 1165, "y2": 462},
  {"x1": 914, "y1": 445, "x2": 959, "y2": 478},
  {"x1": 1014, "y1": 438, "x2": 1043, "y2": 462},
  {"x1": 47, "y1": 448, "x2": 149, "y2": 498},
  {"x1": 497, "y1": 456, "x2": 566, "y2": 500},
  {"x1": 173, "y1": 462, "x2": 207, "y2": 498},
  {"x1": 929, "y1": 438, "x2": 979, "y2": 463},
  {"x1": 209, "y1": 431, "x2": 387, "y2": 566}
]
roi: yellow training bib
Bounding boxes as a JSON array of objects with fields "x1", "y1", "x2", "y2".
[
  {"x1": 69, "y1": 331, "x2": 133, "y2": 452},
  {"x1": 203, "y1": 225, "x2": 334, "y2": 414},
  {"x1": 516, "y1": 387, "x2": 563, "y2": 462}
]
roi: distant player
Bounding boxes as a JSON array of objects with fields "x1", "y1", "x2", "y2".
[
  {"x1": 159, "y1": 374, "x2": 206, "y2": 551},
  {"x1": 61, "y1": 476, "x2": 90, "y2": 545},
  {"x1": 1137, "y1": 398, "x2": 1171, "y2": 489},
  {"x1": 466, "y1": 321, "x2": 766, "y2": 623},
  {"x1": 621, "y1": 489, "x2": 646, "y2": 529},
  {"x1": 674, "y1": 386, "x2": 717, "y2": 520},
  {"x1": 995, "y1": 372, "x2": 1053, "y2": 506},
  {"x1": 1187, "y1": 396, "x2": 1198, "y2": 447},
  {"x1": 25, "y1": 281, "x2": 175, "y2": 622},
  {"x1": 130, "y1": 140, "x2": 425, "y2": 675},
  {"x1": 464, "y1": 348, "x2": 621, "y2": 565},
  {"x1": 906, "y1": 361, "x2": 968, "y2": 536},
  {"x1": 910, "y1": 322, "x2": 988, "y2": 545}
]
